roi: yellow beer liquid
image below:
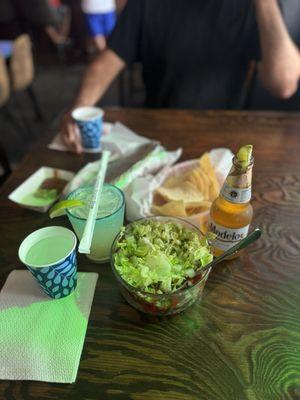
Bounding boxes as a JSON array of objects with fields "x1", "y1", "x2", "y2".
[{"x1": 210, "y1": 195, "x2": 253, "y2": 257}]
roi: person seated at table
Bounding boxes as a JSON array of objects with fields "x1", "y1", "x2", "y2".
[{"x1": 61, "y1": 0, "x2": 300, "y2": 153}]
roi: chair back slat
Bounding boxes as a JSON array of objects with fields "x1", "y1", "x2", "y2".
[
  {"x1": 10, "y1": 34, "x2": 34, "y2": 91},
  {"x1": 0, "y1": 55, "x2": 10, "y2": 107}
]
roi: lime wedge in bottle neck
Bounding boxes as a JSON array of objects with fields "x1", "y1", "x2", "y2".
[{"x1": 236, "y1": 144, "x2": 253, "y2": 170}]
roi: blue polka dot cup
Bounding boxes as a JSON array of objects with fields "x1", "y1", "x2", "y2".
[
  {"x1": 72, "y1": 106, "x2": 104, "y2": 150},
  {"x1": 18, "y1": 226, "x2": 77, "y2": 300}
]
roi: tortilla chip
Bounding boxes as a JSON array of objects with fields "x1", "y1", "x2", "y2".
[
  {"x1": 188, "y1": 169, "x2": 203, "y2": 191},
  {"x1": 199, "y1": 153, "x2": 214, "y2": 175},
  {"x1": 187, "y1": 171, "x2": 199, "y2": 188},
  {"x1": 156, "y1": 181, "x2": 204, "y2": 207},
  {"x1": 152, "y1": 200, "x2": 187, "y2": 217},
  {"x1": 152, "y1": 153, "x2": 220, "y2": 217},
  {"x1": 187, "y1": 168, "x2": 210, "y2": 200},
  {"x1": 162, "y1": 174, "x2": 187, "y2": 188},
  {"x1": 199, "y1": 153, "x2": 219, "y2": 200},
  {"x1": 209, "y1": 177, "x2": 220, "y2": 201},
  {"x1": 186, "y1": 201, "x2": 211, "y2": 215}
]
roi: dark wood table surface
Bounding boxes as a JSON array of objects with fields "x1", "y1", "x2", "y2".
[{"x1": 0, "y1": 109, "x2": 299, "y2": 400}]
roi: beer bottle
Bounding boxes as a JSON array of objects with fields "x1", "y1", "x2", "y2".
[{"x1": 209, "y1": 145, "x2": 253, "y2": 257}]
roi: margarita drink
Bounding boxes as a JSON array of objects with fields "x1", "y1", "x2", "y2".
[{"x1": 67, "y1": 184, "x2": 125, "y2": 263}]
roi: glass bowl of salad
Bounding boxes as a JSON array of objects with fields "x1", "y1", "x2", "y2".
[{"x1": 110, "y1": 216, "x2": 213, "y2": 316}]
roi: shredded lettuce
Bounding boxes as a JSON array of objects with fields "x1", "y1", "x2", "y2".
[{"x1": 113, "y1": 220, "x2": 213, "y2": 294}]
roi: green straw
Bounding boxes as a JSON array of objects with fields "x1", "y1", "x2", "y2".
[{"x1": 79, "y1": 150, "x2": 111, "y2": 254}]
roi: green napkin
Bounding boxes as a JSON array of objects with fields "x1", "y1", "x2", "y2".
[{"x1": 0, "y1": 270, "x2": 98, "y2": 383}]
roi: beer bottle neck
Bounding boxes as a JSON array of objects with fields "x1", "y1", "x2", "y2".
[{"x1": 220, "y1": 156, "x2": 253, "y2": 204}]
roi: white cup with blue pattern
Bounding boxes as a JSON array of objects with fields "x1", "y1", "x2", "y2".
[
  {"x1": 72, "y1": 106, "x2": 104, "y2": 150},
  {"x1": 18, "y1": 226, "x2": 77, "y2": 299}
]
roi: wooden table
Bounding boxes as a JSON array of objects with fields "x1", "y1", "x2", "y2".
[{"x1": 0, "y1": 109, "x2": 299, "y2": 400}]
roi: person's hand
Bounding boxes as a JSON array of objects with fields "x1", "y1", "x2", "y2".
[{"x1": 60, "y1": 110, "x2": 82, "y2": 154}]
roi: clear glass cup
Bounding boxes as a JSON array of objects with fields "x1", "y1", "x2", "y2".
[
  {"x1": 111, "y1": 216, "x2": 211, "y2": 316},
  {"x1": 67, "y1": 184, "x2": 125, "y2": 263}
]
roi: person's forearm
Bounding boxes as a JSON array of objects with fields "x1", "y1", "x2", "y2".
[
  {"x1": 254, "y1": 0, "x2": 300, "y2": 98},
  {"x1": 71, "y1": 49, "x2": 125, "y2": 109}
]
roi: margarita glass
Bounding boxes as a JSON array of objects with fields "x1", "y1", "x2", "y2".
[{"x1": 66, "y1": 184, "x2": 125, "y2": 263}]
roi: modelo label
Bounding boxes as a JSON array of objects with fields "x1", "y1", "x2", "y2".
[
  {"x1": 221, "y1": 183, "x2": 251, "y2": 204},
  {"x1": 210, "y1": 221, "x2": 250, "y2": 251}
]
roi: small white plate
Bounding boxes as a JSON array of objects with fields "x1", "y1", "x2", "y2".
[{"x1": 8, "y1": 167, "x2": 75, "y2": 213}]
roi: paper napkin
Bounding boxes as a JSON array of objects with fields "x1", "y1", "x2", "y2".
[
  {"x1": 48, "y1": 122, "x2": 113, "y2": 154},
  {"x1": 101, "y1": 122, "x2": 154, "y2": 157},
  {"x1": 0, "y1": 270, "x2": 98, "y2": 383}
]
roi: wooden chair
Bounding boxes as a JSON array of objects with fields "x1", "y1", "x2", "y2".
[
  {"x1": 0, "y1": 56, "x2": 12, "y2": 183},
  {"x1": 0, "y1": 53, "x2": 34, "y2": 184},
  {"x1": 9, "y1": 34, "x2": 43, "y2": 121},
  {"x1": 0, "y1": 55, "x2": 10, "y2": 108}
]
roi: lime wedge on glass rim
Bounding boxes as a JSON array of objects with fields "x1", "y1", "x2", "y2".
[{"x1": 49, "y1": 199, "x2": 85, "y2": 218}]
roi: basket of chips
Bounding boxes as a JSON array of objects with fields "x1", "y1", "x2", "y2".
[
  {"x1": 151, "y1": 151, "x2": 232, "y2": 226},
  {"x1": 116, "y1": 147, "x2": 233, "y2": 223}
]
